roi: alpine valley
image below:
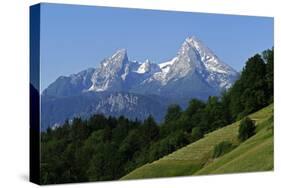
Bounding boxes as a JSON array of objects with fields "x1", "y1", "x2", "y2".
[{"x1": 41, "y1": 36, "x2": 239, "y2": 130}]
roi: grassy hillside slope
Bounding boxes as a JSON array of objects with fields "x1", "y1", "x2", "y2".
[{"x1": 122, "y1": 104, "x2": 273, "y2": 180}]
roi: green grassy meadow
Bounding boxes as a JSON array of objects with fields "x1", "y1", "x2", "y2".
[{"x1": 121, "y1": 104, "x2": 273, "y2": 180}]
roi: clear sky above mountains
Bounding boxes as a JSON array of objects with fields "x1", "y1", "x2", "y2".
[{"x1": 40, "y1": 3, "x2": 273, "y2": 91}]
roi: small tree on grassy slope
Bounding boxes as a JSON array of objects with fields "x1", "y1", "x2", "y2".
[
  {"x1": 238, "y1": 117, "x2": 256, "y2": 141},
  {"x1": 213, "y1": 141, "x2": 234, "y2": 158}
]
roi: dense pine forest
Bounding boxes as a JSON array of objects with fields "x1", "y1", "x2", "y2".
[{"x1": 40, "y1": 48, "x2": 273, "y2": 184}]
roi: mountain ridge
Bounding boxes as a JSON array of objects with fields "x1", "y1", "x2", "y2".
[{"x1": 43, "y1": 36, "x2": 239, "y2": 97}]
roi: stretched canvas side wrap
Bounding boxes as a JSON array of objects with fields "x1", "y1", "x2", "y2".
[{"x1": 30, "y1": 3, "x2": 274, "y2": 185}]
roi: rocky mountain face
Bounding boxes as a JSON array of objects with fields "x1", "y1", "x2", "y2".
[
  {"x1": 41, "y1": 36, "x2": 239, "y2": 130},
  {"x1": 42, "y1": 68, "x2": 95, "y2": 97}
]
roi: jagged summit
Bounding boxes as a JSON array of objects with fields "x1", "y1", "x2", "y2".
[
  {"x1": 101, "y1": 48, "x2": 128, "y2": 67},
  {"x1": 112, "y1": 48, "x2": 127, "y2": 59},
  {"x1": 186, "y1": 35, "x2": 201, "y2": 43},
  {"x1": 184, "y1": 36, "x2": 239, "y2": 89},
  {"x1": 136, "y1": 59, "x2": 151, "y2": 74},
  {"x1": 177, "y1": 36, "x2": 200, "y2": 55},
  {"x1": 88, "y1": 49, "x2": 129, "y2": 92}
]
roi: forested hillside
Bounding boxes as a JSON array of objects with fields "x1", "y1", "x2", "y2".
[{"x1": 122, "y1": 104, "x2": 273, "y2": 179}]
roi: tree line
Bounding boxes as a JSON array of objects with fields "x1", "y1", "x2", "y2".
[{"x1": 40, "y1": 48, "x2": 273, "y2": 184}]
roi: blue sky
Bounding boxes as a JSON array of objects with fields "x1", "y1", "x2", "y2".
[{"x1": 40, "y1": 3, "x2": 273, "y2": 91}]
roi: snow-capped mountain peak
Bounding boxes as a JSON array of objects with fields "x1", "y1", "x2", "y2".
[
  {"x1": 112, "y1": 48, "x2": 127, "y2": 59},
  {"x1": 154, "y1": 37, "x2": 201, "y2": 84},
  {"x1": 186, "y1": 36, "x2": 236, "y2": 74},
  {"x1": 135, "y1": 59, "x2": 161, "y2": 75},
  {"x1": 88, "y1": 49, "x2": 129, "y2": 92},
  {"x1": 140, "y1": 36, "x2": 239, "y2": 90},
  {"x1": 136, "y1": 59, "x2": 151, "y2": 74},
  {"x1": 185, "y1": 36, "x2": 239, "y2": 89},
  {"x1": 102, "y1": 48, "x2": 128, "y2": 67}
]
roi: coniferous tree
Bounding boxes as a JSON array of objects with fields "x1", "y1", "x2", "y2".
[
  {"x1": 165, "y1": 104, "x2": 182, "y2": 123},
  {"x1": 263, "y1": 48, "x2": 274, "y2": 103}
]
